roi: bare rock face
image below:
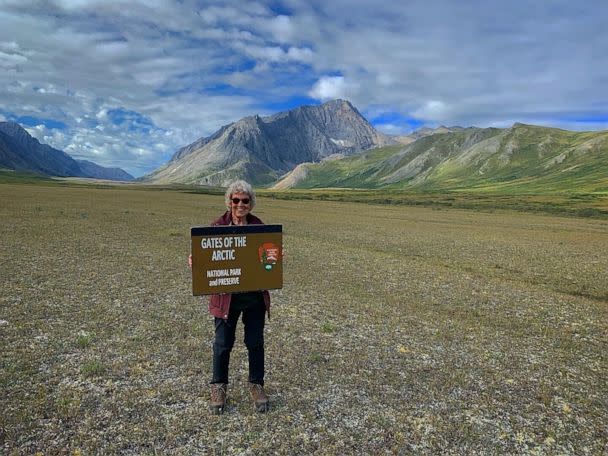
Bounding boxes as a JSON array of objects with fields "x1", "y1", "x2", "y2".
[{"x1": 145, "y1": 99, "x2": 395, "y2": 186}]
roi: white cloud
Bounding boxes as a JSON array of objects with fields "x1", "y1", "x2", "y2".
[
  {"x1": 93, "y1": 41, "x2": 131, "y2": 58},
  {"x1": 286, "y1": 46, "x2": 313, "y2": 62},
  {"x1": 0, "y1": 50, "x2": 27, "y2": 69},
  {"x1": 374, "y1": 123, "x2": 409, "y2": 135},
  {"x1": 413, "y1": 100, "x2": 450, "y2": 121},
  {"x1": 24, "y1": 124, "x2": 65, "y2": 147},
  {"x1": 231, "y1": 41, "x2": 313, "y2": 63},
  {"x1": 130, "y1": 57, "x2": 185, "y2": 86},
  {"x1": 52, "y1": 0, "x2": 174, "y2": 14},
  {"x1": 96, "y1": 108, "x2": 108, "y2": 121},
  {"x1": 192, "y1": 27, "x2": 257, "y2": 42},
  {"x1": 309, "y1": 76, "x2": 359, "y2": 101},
  {"x1": 265, "y1": 14, "x2": 294, "y2": 43},
  {"x1": 33, "y1": 84, "x2": 61, "y2": 95},
  {"x1": 198, "y1": 5, "x2": 243, "y2": 24},
  {"x1": 0, "y1": 41, "x2": 20, "y2": 51},
  {"x1": 5, "y1": 81, "x2": 27, "y2": 93}
]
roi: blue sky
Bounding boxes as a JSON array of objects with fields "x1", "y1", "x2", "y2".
[{"x1": 1, "y1": 0, "x2": 607, "y2": 177}]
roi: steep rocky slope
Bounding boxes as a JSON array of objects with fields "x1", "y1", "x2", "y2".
[{"x1": 145, "y1": 99, "x2": 395, "y2": 186}]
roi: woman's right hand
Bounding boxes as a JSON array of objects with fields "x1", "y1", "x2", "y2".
[{"x1": 188, "y1": 254, "x2": 192, "y2": 269}]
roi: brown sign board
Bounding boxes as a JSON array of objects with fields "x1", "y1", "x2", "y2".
[{"x1": 191, "y1": 225, "x2": 283, "y2": 295}]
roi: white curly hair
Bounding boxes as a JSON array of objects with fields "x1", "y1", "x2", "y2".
[{"x1": 224, "y1": 179, "x2": 256, "y2": 210}]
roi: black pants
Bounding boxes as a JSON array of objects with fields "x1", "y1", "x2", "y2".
[{"x1": 212, "y1": 292, "x2": 265, "y2": 385}]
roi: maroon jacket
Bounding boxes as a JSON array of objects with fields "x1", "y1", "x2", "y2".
[{"x1": 207, "y1": 211, "x2": 271, "y2": 320}]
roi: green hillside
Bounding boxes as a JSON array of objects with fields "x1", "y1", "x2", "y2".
[
  {"x1": 286, "y1": 145, "x2": 403, "y2": 189},
  {"x1": 0, "y1": 168, "x2": 55, "y2": 184},
  {"x1": 286, "y1": 124, "x2": 608, "y2": 195}
]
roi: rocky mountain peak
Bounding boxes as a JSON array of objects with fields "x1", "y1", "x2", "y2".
[
  {"x1": 0, "y1": 122, "x2": 39, "y2": 147},
  {"x1": 319, "y1": 98, "x2": 355, "y2": 112},
  {"x1": 0, "y1": 121, "x2": 27, "y2": 135},
  {"x1": 146, "y1": 99, "x2": 396, "y2": 186}
]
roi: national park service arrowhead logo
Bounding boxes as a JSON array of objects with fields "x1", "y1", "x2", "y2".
[{"x1": 258, "y1": 242, "x2": 280, "y2": 271}]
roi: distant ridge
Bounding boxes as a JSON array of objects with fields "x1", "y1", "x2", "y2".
[
  {"x1": 273, "y1": 123, "x2": 608, "y2": 194},
  {"x1": 392, "y1": 125, "x2": 465, "y2": 145},
  {"x1": 144, "y1": 99, "x2": 396, "y2": 186},
  {"x1": 75, "y1": 159, "x2": 135, "y2": 182},
  {"x1": 0, "y1": 122, "x2": 134, "y2": 181}
]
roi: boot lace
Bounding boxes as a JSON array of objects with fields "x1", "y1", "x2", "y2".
[
  {"x1": 250, "y1": 383, "x2": 267, "y2": 400},
  {"x1": 211, "y1": 384, "x2": 226, "y2": 401}
]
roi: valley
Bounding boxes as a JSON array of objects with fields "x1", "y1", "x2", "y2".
[{"x1": 1, "y1": 181, "x2": 606, "y2": 453}]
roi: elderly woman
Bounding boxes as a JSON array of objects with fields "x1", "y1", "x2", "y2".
[{"x1": 189, "y1": 180, "x2": 270, "y2": 414}]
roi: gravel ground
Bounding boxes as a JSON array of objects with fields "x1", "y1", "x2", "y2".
[{"x1": 1, "y1": 183, "x2": 607, "y2": 455}]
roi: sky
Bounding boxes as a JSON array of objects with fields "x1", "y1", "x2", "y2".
[{"x1": 1, "y1": 0, "x2": 607, "y2": 177}]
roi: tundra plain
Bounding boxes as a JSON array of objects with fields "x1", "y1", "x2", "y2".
[{"x1": 1, "y1": 183, "x2": 607, "y2": 455}]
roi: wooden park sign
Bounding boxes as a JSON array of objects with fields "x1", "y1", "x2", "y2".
[{"x1": 191, "y1": 225, "x2": 283, "y2": 295}]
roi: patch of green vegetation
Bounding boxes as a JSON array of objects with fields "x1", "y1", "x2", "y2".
[
  {"x1": 76, "y1": 331, "x2": 94, "y2": 349},
  {"x1": 55, "y1": 391, "x2": 83, "y2": 419},
  {"x1": 0, "y1": 169, "x2": 55, "y2": 184},
  {"x1": 308, "y1": 351, "x2": 326, "y2": 363},
  {"x1": 81, "y1": 360, "x2": 107, "y2": 378},
  {"x1": 320, "y1": 322, "x2": 336, "y2": 333}
]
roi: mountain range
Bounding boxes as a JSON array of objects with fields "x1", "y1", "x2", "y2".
[
  {"x1": 2, "y1": 100, "x2": 606, "y2": 194},
  {"x1": 144, "y1": 99, "x2": 395, "y2": 186},
  {"x1": 273, "y1": 123, "x2": 608, "y2": 193},
  {"x1": 0, "y1": 122, "x2": 134, "y2": 181},
  {"x1": 145, "y1": 100, "x2": 607, "y2": 193}
]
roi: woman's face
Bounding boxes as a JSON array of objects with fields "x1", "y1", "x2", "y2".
[{"x1": 230, "y1": 191, "x2": 251, "y2": 219}]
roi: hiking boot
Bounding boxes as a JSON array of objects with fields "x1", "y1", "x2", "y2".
[
  {"x1": 249, "y1": 383, "x2": 269, "y2": 412},
  {"x1": 210, "y1": 383, "x2": 227, "y2": 415}
]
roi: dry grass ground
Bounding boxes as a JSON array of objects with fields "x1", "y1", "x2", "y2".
[{"x1": 1, "y1": 183, "x2": 607, "y2": 455}]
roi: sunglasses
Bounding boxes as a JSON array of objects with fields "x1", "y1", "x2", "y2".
[{"x1": 231, "y1": 197, "x2": 250, "y2": 205}]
